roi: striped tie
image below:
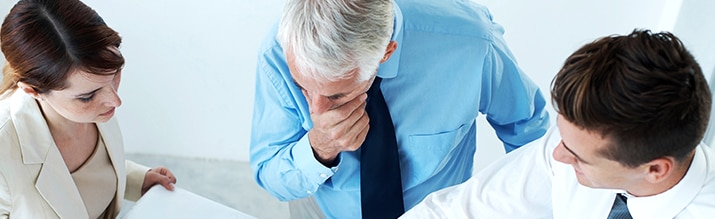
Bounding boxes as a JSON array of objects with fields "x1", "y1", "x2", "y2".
[{"x1": 607, "y1": 193, "x2": 633, "y2": 219}]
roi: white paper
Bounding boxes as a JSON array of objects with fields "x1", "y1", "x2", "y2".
[{"x1": 121, "y1": 185, "x2": 257, "y2": 219}]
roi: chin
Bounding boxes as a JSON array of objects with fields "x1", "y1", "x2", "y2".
[
  {"x1": 575, "y1": 175, "x2": 596, "y2": 188},
  {"x1": 94, "y1": 117, "x2": 112, "y2": 123}
]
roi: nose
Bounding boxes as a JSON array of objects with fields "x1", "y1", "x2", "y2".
[
  {"x1": 104, "y1": 87, "x2": 122, "y2": 107},
  {"x1": 552, "y1": 141, "x2": 576, "y2": 165},
  {"x1": 308, "y1": 93, "x2": 332, "y2": 114}
]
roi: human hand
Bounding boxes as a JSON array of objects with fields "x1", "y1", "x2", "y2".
[
  {"x1": 141, "y1": 166, "x2": 177, "y2": 195},
  {"x1": 308, "y1": 93, "x2": 370, "y2": 166}
]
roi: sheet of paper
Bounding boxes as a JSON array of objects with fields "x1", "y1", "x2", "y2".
[{"x1": 121, "y1": 185, "x2": 257, "y2": 219}]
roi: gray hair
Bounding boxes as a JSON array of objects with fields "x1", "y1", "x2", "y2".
[{"x1": 277, "y1": 0, "x2": 394, "y2": 82}]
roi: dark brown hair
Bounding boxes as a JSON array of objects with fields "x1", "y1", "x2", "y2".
[
  {"x1": 0, "y1": 0, "x2": 124, "y2": 95},
  {"x1": 551, "y1": 29, "x2": 711, "y2": 167}
]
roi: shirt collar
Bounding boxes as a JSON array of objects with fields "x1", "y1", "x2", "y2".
[
  {"x1": 376, "y1": 2, "x2": 403, "y2": 79},
  {"x1": 626, "y1": 145, "x2": 708, "y2": 218}
]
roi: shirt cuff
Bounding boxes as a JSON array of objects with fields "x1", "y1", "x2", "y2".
[{"x1": 291, "y1": 134, "x2": 338, "y2": 193}]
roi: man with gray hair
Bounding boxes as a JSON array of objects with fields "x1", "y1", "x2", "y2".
[{"x1": 250, "y1": 0, "x2": 549, "y2": 218}]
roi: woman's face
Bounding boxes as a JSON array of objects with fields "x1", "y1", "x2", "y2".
[{"x1": 39, "y1": 69, "x2": 122, "y2": 124}]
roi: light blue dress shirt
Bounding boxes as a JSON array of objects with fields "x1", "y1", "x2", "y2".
[{"x1": 250, "y1": 0, "x2": 550, "y2": 218}]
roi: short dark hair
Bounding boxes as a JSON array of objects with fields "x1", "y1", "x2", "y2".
[
  {"x1": 1, "y1": 0, "x2": 124, "y2": 95},
  {"x1": 551, "y1": 29, "x2": 711, "y2": 167}
]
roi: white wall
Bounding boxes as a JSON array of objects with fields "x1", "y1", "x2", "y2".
[
  {"x1": 1, "y1": 0, "x2": 712, "y2": 166},
  {"x1": 81, "y1": 0, "x2": 285, "y2": 161},
  {"x1": 0, "y1": 0, "x2": 281, "y2": 161},
  {"x1": 672, "y1": 0, "x2": 715, "y2": 146},
  {"x1": 472, "y1": 0, "x2": 684, "y2": 170},
  {"x1": 673, "y1": 0, "x2": 715, "y2": 75}
]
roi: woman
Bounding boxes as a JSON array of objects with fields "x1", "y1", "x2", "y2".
[{"x1": 0, "y1": 0, "x2": 176, "y2": 218}]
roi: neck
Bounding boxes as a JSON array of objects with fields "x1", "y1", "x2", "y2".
[
  {"x1": 628, "y1": 152, "x2": 695, "y2": 197},
  {"x1": 37, "y1": 99, "x2": 94, "y2": 139}
]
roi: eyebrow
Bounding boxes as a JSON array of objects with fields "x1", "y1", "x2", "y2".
[
  {"x1": 292, "y1": 79, "x2": 347, "y2": 100},
  {"x1": 75, "y1": 87, "x2": 102, "y2": 97},
  {"x1": 561, "y1": 141, "x2": 591, "y2": 164}
]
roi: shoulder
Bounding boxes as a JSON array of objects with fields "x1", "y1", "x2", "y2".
[
  {"x1": 702, "y1": 145, "x2": 715, "y2": 185},
  {"x1": 0, "y1": 95, "x2": 14, "y2": 143},
  {"x1": 257, "y1": 21, "x2": 284, "y2": 63},
  {"x1": 256, "y1": 21, "x2": 291, "y2": 85},
  {"x1": 397, "y1": 0, "x2": 499, "y2": 40},
  {"x1": 684, "y1": 145, "x2": 715, "y2": 212},
  {"x1": 255, "y1": 22, "x2": 301, "y2": 107},
  {"x1": 0, "y1": 96, "x2": 21, "y2": 176}
]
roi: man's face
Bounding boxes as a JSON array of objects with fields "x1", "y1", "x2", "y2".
[
  {"x1": 286, "y1": 51, "x2": 375, "y2": 115},
  {"x1": 552, "y1": 115, "x2": 644, "y2": 189}
]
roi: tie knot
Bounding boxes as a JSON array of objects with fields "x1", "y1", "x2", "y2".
[{"x1": 617, "y1": 193, "x2": 629, "y2": 204}]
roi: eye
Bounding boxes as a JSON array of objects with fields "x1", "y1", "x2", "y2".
[{"x1": 78, "y1": 94, "x2": 95, "y2": 103}]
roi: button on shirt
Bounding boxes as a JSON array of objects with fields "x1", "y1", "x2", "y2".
[{"x1": 250, "y1": 0, "x2": 550, "y2": 218}]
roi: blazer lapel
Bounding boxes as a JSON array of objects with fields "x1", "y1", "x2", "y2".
[
  {"x1": 9, "y1": 91, "x2": 89, "y2": 219},
  {"x1": 97, "y1": 117, "x2": 126, "y2": 213},
  {"x1": 35, "y1": 148, "x2": 89, "y2": 219}
]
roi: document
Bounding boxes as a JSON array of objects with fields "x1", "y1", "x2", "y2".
[{"x1": 121, "y1": 185, "x2": 258, "y2": 219}]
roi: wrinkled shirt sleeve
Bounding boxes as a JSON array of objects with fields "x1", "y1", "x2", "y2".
[
  {"x1": 478, "y1": 25, "x2": 550, "y2": 152},
  {"x1": 250, "y1": 38, "x2": 337, "y2": 201}
]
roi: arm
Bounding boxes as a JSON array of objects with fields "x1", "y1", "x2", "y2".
[
  {"x1": 124, "y1": 160, "x2": 150, "y2": 201},
  {"x1": 0, "y1": 171, "x2": 9, "y2": 219},
  {"x1": 250, "y1": 41, "x2": 336, "y2": 201},
  {"x1": 401, "y1": 127, "x2": 559, "y2": 218},
  {"x1": 124, "y1": 160, "x2": 176, "y2": 201},
  {"x1": 478, "y1": 24, "x2": 550, "y2": 152}
]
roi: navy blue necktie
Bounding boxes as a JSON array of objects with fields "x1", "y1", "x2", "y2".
[
  {"x1": 360, "y1": 77, "x2": 405, "y2": 219},
  {"x1": 607, "y1": 193, "x2": 633, "y2": 219}
]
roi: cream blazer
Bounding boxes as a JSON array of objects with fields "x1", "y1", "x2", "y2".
[{"x1": 0, "y1": 90, "x2": 149, "y2": 219}]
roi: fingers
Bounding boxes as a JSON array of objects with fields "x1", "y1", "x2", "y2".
[
  {"x1": 158, "y1": 173, "x2": 176, "y2": 191},
  {"x1": 157, "y1": 167, "x2": 178, "y2": 184},
  {"x1": 331, "y1": 93, "x2": 368, "y2": 122},
  {"x1": 156, "y1": 167, "x2": 177, "y2": 191},
  {"x1": 335, "y1": 94, "x2": 369, "y2": 151},
  {"x1": 142, "y1": 167, "x2": 177, "y2": 194},
  {"x1": 308, "y1": 93, "x2": 370, "y2": 165},
  {"x1": 316, "y1": 93, "x2": 367, "y2": 134},
  {"x1": 347, "y1": 114, "x2": 370, "y2": 151}
]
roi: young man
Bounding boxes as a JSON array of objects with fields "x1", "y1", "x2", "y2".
[
  {"x1": 250, "y1": 0, "x2": 549, "y2": 218},
  {"x1": 402, "y1": 29, "x2": 715, "y2": 218}
]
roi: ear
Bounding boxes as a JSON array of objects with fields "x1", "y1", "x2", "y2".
[
  {"x1": 642, "y1": 157, "x2": 674, "y2": 183},
  {"x1": 16, "y1": 81, "x2": 41, "y2": 99},
  {"x1": 380, "y1": 41, "x2": 398, "y2": 63}
]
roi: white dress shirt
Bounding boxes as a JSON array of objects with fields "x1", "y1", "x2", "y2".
[{"x1": 401, "y1": 127, "x2": 715, "y2": 219}]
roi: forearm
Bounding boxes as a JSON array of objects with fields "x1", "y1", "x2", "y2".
[
  {"x1": 252, "y1": 46, "x2": 343, "y2": 200},
  {"x1": 124, "y1": 160, "x2": 150, "y2": 201},
  {"x1": 251, "y1": 134, "x2": 336, "y2": 201},
  {"x1": 480, "y1": 41, "x2": 550, "y2": 152},
  {"x1": 486, "y1": 94, "x2": 550, "y2": 152}
]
